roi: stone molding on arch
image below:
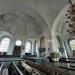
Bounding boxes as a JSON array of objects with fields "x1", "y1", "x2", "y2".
[
  {"x1": 51, "y1": 5, "x2": 68, "y2": 52},
  {"x1": 0, "y1": 31, "x2": 12, "y2": 39}
]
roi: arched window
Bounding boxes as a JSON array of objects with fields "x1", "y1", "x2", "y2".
[
  {"x1": 0, "y1": 37, "x2": 11, "y2": 52},
  {"x1": 70, "y1": 39, "x2": 75, "y2": 51},
  {"x1": 35, "y1": 42, "x2": 39, "y2": 57},
  {"x1": 35, "y1": 41, "x2": 38, "y2": 53},
  {"x1": 15, "y1": 40, "x2": 22, "y2": 46},
  {"x1": 25, "y1": 41, "x2": 31, "y2": 53}
]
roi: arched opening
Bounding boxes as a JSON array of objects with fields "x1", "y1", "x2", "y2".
[
  {"x1": 69, "y1": 39, "x2": 75, "y2": 57},
  {"x1": 51, "y1": 5, "x2": 69, "y2": 58},
  {"x1": 0, "y1": 37, "x2": 11, "y2": 53},
  {"x1": 69, "y1": 39, "x2": 75, "y2": 51},
  {"x1": 25, "y1": 41, "x2": 32, "y2": 53},
  {"x1": 12, "y1": 40, "x2": 23, "y2": 57}
]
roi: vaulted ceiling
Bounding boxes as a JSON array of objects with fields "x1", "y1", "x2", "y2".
[
  {"x1": 0, "y1": 12, "x2": 49, "y2": 39},
  {"x1": 0, "y1": 0, "x2": 68, "y2": 40}
]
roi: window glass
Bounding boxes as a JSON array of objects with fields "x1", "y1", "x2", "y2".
[
  {"x1": 70, "y1": 40, "x2": 75, "y2": 51},
  {"x1": 0, "y1": 37, "x2": 11, "y2": 52},
  {"x1": 25, "y1": 42, "x2": 31, "y2": 53},
  {"x1": 16, "y1": 40, "x2": 22, "y2": 46},
  {"x1": 36, "y1": 42, "x2": 38, "y2": 54},
  {"x1": 35, "y1": 42, "x2": 38, "y2": 50}
]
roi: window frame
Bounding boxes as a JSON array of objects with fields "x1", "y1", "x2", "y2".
[
  {"x1": 68, "y1": 38, "x2": 75, "y2": 51},
  {"x1": 25, "y1": 41, "x2": 32, "y2": 53},
  {"x1": 0, "y1": 36, "x2": 11, "y2": 52},
  {"x1": 15, "y1": 40, "x2": 22, "y2": 46}
]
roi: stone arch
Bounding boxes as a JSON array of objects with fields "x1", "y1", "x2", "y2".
[{"x1": 51, "y1": 5, "x2": 68, "y2": 52}]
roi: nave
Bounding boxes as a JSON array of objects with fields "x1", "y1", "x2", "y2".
[
  {"x1": 0, "y1": 0, "x2": 75, "y2": 75},
  {"x1": 0, "y1": 56, "x2": 75, "y2": 75}
]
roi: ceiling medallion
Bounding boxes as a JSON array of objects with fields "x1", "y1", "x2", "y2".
[{"x1": 0, "y1": 13, "x2": 17, "y2": 22}]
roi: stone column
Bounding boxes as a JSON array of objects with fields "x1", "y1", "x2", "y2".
[{"x1": 31, "y1": 40, "x2": 35, "y2": 55}]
